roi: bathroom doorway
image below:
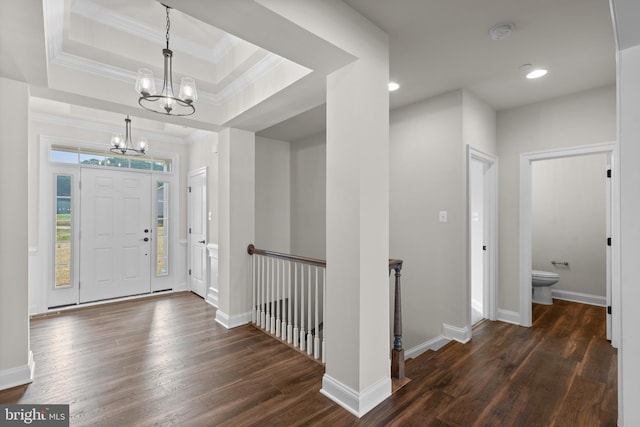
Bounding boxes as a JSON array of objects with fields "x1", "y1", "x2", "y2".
[
  {"x1": 519, "y1": 142, "x2": 618, "y2": 347},
  {"x1": 467, "y1": 146, "x2": 498, "y2": 329}
]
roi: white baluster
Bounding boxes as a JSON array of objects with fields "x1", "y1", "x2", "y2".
[
  {"x1": 293, "y1": 263, "x2": 299, "y2": 348},
  {"x1": 265, "y1": 256, "x2": 270, "y2": 330},
  {"x1": 287, "y1": 260, "x2": 293, "y2": 343},
  {"x1": 322, "y1": 267, "x2": 326, "y2": 363},
  {"x1": 270, "y1": 257, "x2": 276, "y2": 333},
  {"x1": 307, "y1": 265, "x2": 313, "y2": 355},
  {"x1": 281, "y1": 260, "x2": 287, "y2": 339},
  {"x1": 314, "y1": 266, "x2": 320, "y2": 359},
  {"x1": 260, "y1": 256, "x2": 266, "y2": 328},
  {"x1": 300, "y1": 264, "x2": 306, "y2": 352},
  {"x1": 252, "y1": 254, "x2": 257, "y2": 323},
  {"x1": 275, "y1": 258, "x2": 281, "y2": 337}
]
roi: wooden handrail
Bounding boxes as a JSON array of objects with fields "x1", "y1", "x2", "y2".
[{"x1": 247, "y1": 244, "x2": 327, "y2": 267}]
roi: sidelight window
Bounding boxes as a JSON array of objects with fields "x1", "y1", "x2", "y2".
[
  {"x1": 156, "y1": 181, "x2": 170, "y2": 276},
  {"x1": 55, "y1": 175, "x2": 72, "y2": 287}
]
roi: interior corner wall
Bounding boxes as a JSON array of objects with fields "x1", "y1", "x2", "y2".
[
  {"x1": 389, "y1": 90, "x2": 467, "y2": 348},
  {"x1": 188, "y1": 132, "x2": 219, "y2": 244},
  {"x1": 0, "y1": 77, "x2": 31, "y2": 388},
  {"x1": 463, "y1": 89, "x2": 497, "y2": 155},
  {"x1": 290, "y1": 132, "x2": 326, "y2": 259},
  {"x1": 255, "y1": 136, "x2": 291, "y2": 253},
  {"x1": 496, "y1": 84, "x2": 616, "y2": 313}
]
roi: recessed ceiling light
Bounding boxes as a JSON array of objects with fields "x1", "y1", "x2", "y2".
[
  {"x1": 526, "y1": 68, "x2": 548, "y2": 79},
  {"x1": 388, "y1": 82, "x2": 400, "y2": 92}
]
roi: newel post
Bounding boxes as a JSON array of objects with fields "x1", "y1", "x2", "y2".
[{"x1": 390, "y1": 259, "x2": 404, "y2": 380}]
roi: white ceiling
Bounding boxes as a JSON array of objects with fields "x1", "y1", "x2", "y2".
[{"x1": 0, "y1": 0, "x2": 617, "y2": 143}]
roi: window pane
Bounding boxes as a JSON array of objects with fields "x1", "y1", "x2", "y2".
[
  {"x1": 55, "y1": 175, "x2": 72, "y2": 288},
  {"x1": 50, "y1": 149, "x2": 78, "y2": 164},
  {"x1": 130, "y1": 159, "x2": 153, "y2": 170},
  {"x1": 80, "y1": 153, "x2": 105, "y2": 166},
  {"x1": 105, "y1": 156, "x2": 129, "y2": 168},
  {"x1": 156, "y1": 181, "x2": 169, "y2": 276},
  {"x1": 56, "y1": 176, "x2": 71, "y2": 197}
]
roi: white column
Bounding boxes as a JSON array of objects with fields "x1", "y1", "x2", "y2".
[
  {"x1": 618, "y1": 43, "x2": 640, "y2": 427},
  {"x1": 0, "y1": 77, "x2": 33, "y2": 390},
  {"x1": 321, "y1": 16, "x2": 391, "y2": 418},
  {"x1": 216, "y1": 128, "x2": 255, "y2": 328}
]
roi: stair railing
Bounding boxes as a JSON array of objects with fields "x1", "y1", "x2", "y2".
[{"x1": 247, "y1": 244, "x2": 405, "y2": 378}]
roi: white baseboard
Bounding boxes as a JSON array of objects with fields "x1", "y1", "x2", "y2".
[
  {"x1": 215, "y1": 310, "x2": 251, "y2": 329},
  {"x1": 0, "y1": 351, "x2": 34, "y2": 391},
  {"x1": 405, "y1": 335, "x2": 450, "y2": 359},
  {"x1": 497, "y1": 308, "x2": 521, "y2": 325},
  {"x1": 551, "y1": 289, "x2": 606, "y2": 307},
  {"x1": 320, "y1": 374, "x2": 391, "y2": 418},
  {"x1": 442, "y1": 323, "x2": 471, "y2": 344},
  {"x1": 471, "y1": 299, "x2": 483, "y2": 314},
  {"x1": 206, "y1": 287, "x2": 219, "y2": 308}
]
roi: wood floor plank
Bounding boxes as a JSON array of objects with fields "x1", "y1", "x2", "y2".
[{"x1": 0, "y1": 293, "x2": 617, "y2": 426}]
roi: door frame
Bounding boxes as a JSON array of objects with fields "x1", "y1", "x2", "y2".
[
  {"x1": 38, "y1": 136, "x2": 180, "y2": 313},
  {"x1": 467, "y1": 146, "x2": 499, "y2": 331},
  {"x1": 518, "y1": 141, "x2": 619, "y2": 347}
]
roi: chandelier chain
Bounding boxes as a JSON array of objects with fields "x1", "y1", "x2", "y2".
[{"x1": 165, "y1": 7, "x2": 171, "y2": 49}]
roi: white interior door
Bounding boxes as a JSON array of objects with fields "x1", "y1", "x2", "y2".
[
  {"x1": 80, "y1": 168, "x2": 152, "y2": 302},
  {"x1": 188, "y1": 168, "x2": 207, "y2": 298}
]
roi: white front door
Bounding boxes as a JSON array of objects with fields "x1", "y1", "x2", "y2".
[
  {"x1": 188, "y1": 168, "x2": 207, "y2": 298},
  {"x1": 80, "y1": 168, "x2": 152, "y2": 302}
]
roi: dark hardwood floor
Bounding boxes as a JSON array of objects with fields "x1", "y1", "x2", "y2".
[{"x1": 0, "y1": 293, "x2": 616, "y2": 426}]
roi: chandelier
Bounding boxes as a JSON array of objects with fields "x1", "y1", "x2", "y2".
[
  {"x1": 135, "y1": 5, "x2": 197, "y2": 116},
  {"x1": 110, "y1": 115, "x2": 148, "y2": 155}
]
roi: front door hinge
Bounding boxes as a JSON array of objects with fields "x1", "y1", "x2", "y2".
[
  {"x1": 188, "y1": 186, "x2": 192, "y2": 193},
  {"x1": 189, "y1": 228, "x2": 191, "y2": 234},
  {"x1": 607, "y1": 169, "x2": 612, "y2": 178},
  {"x1": 188, "y1": 269, "x2": 192, "y2": 276},
  {"x1": 607, "y1": 306, "x2": 612, "y2": 315},
  {"x1": 607, "y1": 237, "x2": 612, "y2": 246}
]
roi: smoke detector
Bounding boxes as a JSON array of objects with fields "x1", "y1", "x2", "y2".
[{"x1": 489, "y1": 23, "x2": 513, "y2": 41}]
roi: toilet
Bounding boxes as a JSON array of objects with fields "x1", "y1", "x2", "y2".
[{"x1": 532, "y1": 270, "x2": 560, "y2": 305}]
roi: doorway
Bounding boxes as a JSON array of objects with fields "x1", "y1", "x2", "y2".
[
  {"x1": 188, "y1": 167, "x2": 208, "y2": 298},
  {"x1": 519, "y1": 142, "x2": 618, "y2": 347},
  {"x1": 467, "y1": 146, "x2": 498, "y2": 330},
  {"x1": 80, "y1": 168, "x2": 152, "y2": 302}
]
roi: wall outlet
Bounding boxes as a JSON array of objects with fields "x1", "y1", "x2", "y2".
[{"x1": 439, "y1": 211, "x2": 448, "y2": 222}]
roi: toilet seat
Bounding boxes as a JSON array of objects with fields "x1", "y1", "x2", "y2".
[{"x1": 532, "y1": 270, "x2": 559, "y2": 279}]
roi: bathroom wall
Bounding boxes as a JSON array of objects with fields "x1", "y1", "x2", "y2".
[
  {"x1": 532, "y1": 154, "x2": 607, "y2": 299},
  {"x1": 497, "y1": 84, "x2": 616, "y2": 314}
]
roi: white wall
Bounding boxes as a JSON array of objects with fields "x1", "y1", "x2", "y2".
[
  {"x1": 255, "y1": 136, "x2": 291, "y2": 253},
  {"x1": 188, "y1": 132, "x2": 219, "y2": 244},
  {"x1": 496, "y1": 84, "x2": 616, "y2": 313},
  {"x1": 532, "y1": 154, "x2": 607, "y2": 298},
  {"x1": 390, "y1": 90, "x2": 466, "y2": 347},
  {"x1": 290, "y1": 132, "x2": 326, "y2": 259},
  {"x1": 0, "y1": 78, "x2": 32, "y2": 390}
]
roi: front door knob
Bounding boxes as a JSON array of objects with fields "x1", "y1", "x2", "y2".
[{"x1": 198, "y1": 240, "x2": 205, "y2": 244}]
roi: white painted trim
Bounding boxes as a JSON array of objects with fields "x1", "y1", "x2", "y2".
[
  {"x1": 405, "y1": 335, "x2": 450, "y2": 359},
  {"x1": 497, "y1": 309, "x2": 521, "y2": 325},
  {"x1": 442, "y1": 323, "x2": 471, "y2": 344},
  {"x1": 519, "y1": 142, "x2": 619, "y2": 340},
  {"x1": 551, "y1": 290, "x2": 606, "y2": 307},
  {"x1": 175, "y1": 239, "x2": 188, "y2": 291},
  {"x1": 214, "y1": 310, "x2": 252, "y2": 329},
  {"x1": 0, "y1": 351, "x2": 35, "y2": 392},
  {"x1": 467, "y1": 146, "x2": 499, "y2": 340},
  {"x1": 320, "y1": 374, "x2": 391, "y2": 418}
]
